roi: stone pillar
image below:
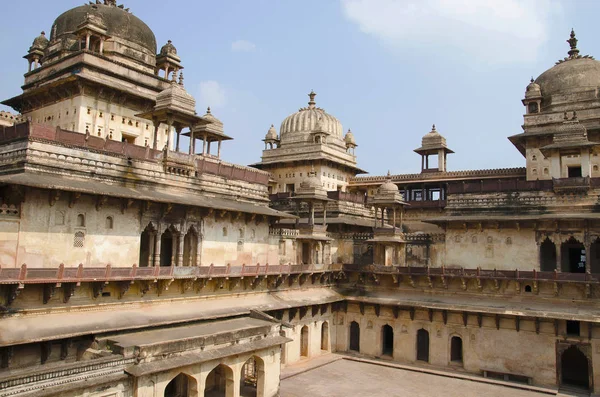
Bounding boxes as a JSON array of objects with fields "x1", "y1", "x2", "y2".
[
  {"x1": 323, "y1": 202, "x2": 327, "y2": 226},
  {"x1": 99, "y1": 38, "x2": 104, "y2": 54},
  {"x1": 581, "y1": 149, "x2": 592, "y2": 178},
  {"x1": 392, "y1": 207, "x2": 396, "y2": 231},
  {"x1": 584, "y1": 241, "x2": 591, "y2": 272},
  {"x1": 195, "y1": 236, "x2": 202, "y2": 267},
  {"x1": 85, "y1": 34, "x2": 91, "y2": 50},
  {"x1": 381, "y1": 207, "x2": 385, "y2": 228},
  {"x1": 556, "y1": 237, "x2": 562, "y2": 273},
  {"x1": 152, "y1": 117, "x2": 159, "y2": 150},
  {"x1": 189, "y1": 125, "x2": 194, "y2": 154},
  {"x1": 550, "y1": 152, "x2": 561, "y2": 179},
  {"x1": 203, "y1": 133, "x2": 207, "y2": 155},
  {"x1": 207, "y1": 141, "x2": 212, "y2": 156},
  {"x1": 175, "y1": 127, "x2": 181, "y2": 152},
  {"x1": 171, "y1": 233, "x2": 177, "y2": 266},
  {"x1": 148, "y1": 232, "x2": 156, "y2": 267},
  {"x1": 309, "y1": 202, "x2": 315, "y2": 226},
  {"x1": 154, "y1": 231, "x2": 162, "y2": 266},
  {"x1": 177, "y1": 233, "x2": 184, "y2": 266},
  {"x1": 218, "y1": 140, "x2": 222, "y2": 158},
  {"x1": 165, "y1": 116, "x2": 173, "y2": 151}
]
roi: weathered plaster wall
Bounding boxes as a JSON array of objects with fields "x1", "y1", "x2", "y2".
[{"x1": 444, "y1": 229, "x2": 538, "y2": 270}]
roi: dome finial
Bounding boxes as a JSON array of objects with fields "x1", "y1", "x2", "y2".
[
  {"x1": 206, "y1": 106, "x2": 211, "y2": 114},
  {"x1": 567, "y1": 28, "x2": 580, "y2": 59},
  {"x1": 432, "y1": 124, "x2": 436, "y2": 131},
  {"x1": 178, "y1": 71, "x2": 184, "y2": 86},
  {"x1": 530, "y1": 77, "x2": 534, "y2": 83},
  {"x1": 308, "y1": 90, "x2": 316, "y2": 109}
]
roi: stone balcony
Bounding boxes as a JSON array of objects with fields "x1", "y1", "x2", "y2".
[
  {"x1": 371, "y1": 227, "x2": 405, "y2": 243},
  {"x1": 297, "y1": 224, "x2": 329, "y2": 240},
  {"x1": 553, "y1": 176, "x2": 591, "y2": 193}
]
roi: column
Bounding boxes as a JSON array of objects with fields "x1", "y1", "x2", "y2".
[
  {"x1": 175, "y1": 127, "x2": 181, "y2": 152},
  {"x1": 28, "y1": 60, "x2": 32, "y2": 73},
  {"x1": 202, "y1": 133, "x2": 207, "y2": 155},
  {"x1": 556, "y1": 237, "x2": 562, "y2": 273},
  {"x1": 148, "y1": 232, "x2": 156, "y2": 267},
  {"x1": 421, "y1": 156, "x2": 424, "y2": 172},
  {"x1": 217, "y1": 140, "x2": 222, "y2": 158},
  {"x1": 152, "y1": 117, "x2": 159, "y2": 150},
  {"x1": 85, "y1": 34, "x2": 91, "y2": 50},
  {"x1": 188, "y1": 125, "x2": 194, "y2": 154},
  {"x1": 154, "y1": 231, "x2": 162, "y2": 266},
  {"x1": 195, "y1": 236, "x2": 202, "y2": 267},
  {"x1": 177, "y1": 233, "x2": 184, "y2": 266},
  {"x1": 584, "y1": 241, "x2": 591, "y2": 273},
  {"x1": 207, "y1": 141, "x2": 212, "y2": 156},
  {"x1": 99, "y1": 38, "x2": 104, "y2": 54},
  {"x1": 323, "y1": 202, "x2": 327, "y2": 226},
  {"x1": 228, "y1": 365, "x2": 240, "y2": 397},
  {"x1": 165, "y1": 116, "x2": 173, "y2": 151},
  {"x1": 171, "y1": 234, "x2": 177, "y2": 266},
  {"x1": 309, "y1": 202, "x2": 315, "y2": 226},
  {"x1": 381, "y1": 207, "x2": 385, "y2": 228},
  {"x1": 373, "y1": 207, "x2": 378, "y2": 228},
  {"x1": 392, "y1": 207, "x2": 396, "y2": 231}
]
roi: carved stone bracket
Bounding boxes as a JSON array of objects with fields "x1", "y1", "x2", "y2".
[
  {"x1": 63, "y1": 283, "x2": 77, "y2": 303},
  {"x1": 49, "y1": 190, "x2": 61, "y2": 207},
  {"x1": 43, "y1": 284, "x2": 56, "y2": 304}
]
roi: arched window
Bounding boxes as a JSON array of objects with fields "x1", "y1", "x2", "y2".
[
  {"x1": 382, "y1": 325, "x2": 394, "y2": 356},
  {"x1": 105, "y1": 216, "x2": 113, "y2": 229},
  {"x1": 76, "y1": 214, "x2": 85, "y2": 227},
  {"x1": 528, "y1": 102, "x2": 539, "y2": 114},
  {"x1": 300, "y1": 325, "x2": 309, "y2": 357},
  {"x1": 222, "y1": 227, "x2": 228, "y2": 237}
]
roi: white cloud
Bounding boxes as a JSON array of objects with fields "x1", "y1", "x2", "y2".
[
  {"x1": 198, "y1": 81, "x2": 227, "y2": 109},
  {"x1": 231, "y1": 40, "x2": 256, "y2": 52},
  {"x1": 340, "y1": 0, "x2": 561, "y2": 64}
]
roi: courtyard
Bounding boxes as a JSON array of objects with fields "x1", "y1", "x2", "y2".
[{"x1": 280, "y1": 359, "x2": 552, "y2": 397}]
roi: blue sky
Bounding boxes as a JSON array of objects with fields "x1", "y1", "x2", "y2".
[{"x1": 1, "y1": 0, "x2": 599, "y2": 176}]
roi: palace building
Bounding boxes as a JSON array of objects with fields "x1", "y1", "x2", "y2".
[{"x1": 1, "y1": 2, "x2": 600, "y2": 396}]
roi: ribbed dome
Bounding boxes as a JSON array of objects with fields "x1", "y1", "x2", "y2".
[
  {"x1": 280, "y1": 91, "x2": 343, "y2": 141},
  {"x1": 160, "y1": 40, "x2": 177, "y2": 56},
  {"x1": 50, "y1": 2, "x2": 157, "y2": 54}
]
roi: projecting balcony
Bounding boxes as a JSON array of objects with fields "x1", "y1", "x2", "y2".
[
  {"x1": 553, "y1": 177, "x2": 590, "y2": 193},
  {"x1": 297, "y1": 223, "x2": 329, "y2": 240}
]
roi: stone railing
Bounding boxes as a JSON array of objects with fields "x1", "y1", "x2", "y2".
[
  {"x1": 351, "y1": 167, "x2": 526, "y2": 184},
  {"x1": 0, "y1": 262, "x2": 343, "y2": 285},
  {"x1": 269, "y1": 228, "x2": 300, "y2": 237},
  {"x1": 0, "y1": 122, "x2": 270, "y2": 185},
  {"x1": 447, "y1": 178, "x2": 553, "y2": 194},
  {"x1": 0, "y1": 204, "x2": 19, "y2": 217},
  {"x1": 328, "y1": 232, "x2": 373, "y2": 240},
  {"x1": 553, "y1": 177, "x2": 591, "y2": 193}
]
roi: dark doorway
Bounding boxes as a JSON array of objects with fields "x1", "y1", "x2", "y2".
[
  {"x1": 300, "y1": 325, "x2": 309, "y2": 357},
  {"x1": 240, "y1": 357, "x2": 262, "y2": 397},
  {"x1": 562, "y1": 237, "x2": 586, "y2": 273},
  {"x1": 321, "y1": 322, "x2": 329, "y2": 351},
  {"x1": 417, "y1": 329, "x2": 429, "y2": 362},
  {"x1": 382, "y1": 325, "x2": 394, "y2": 356},
  {"x1": 568, "y1": 166, "x2": 583, "y2": 178},
  {"x1": 205, "y1": 364, "x2": 231, "y2": 397},
  {"x1": 160, "y1": 229, "x2": 174, "y2": 267},
  {"x1": 183, "y1": 228, "x2": 198, "y2": 267},
  {"x1": 566, "y1": 321, "x2": 581, "y2": 337},
  {"x1": 540, "y1": 238, "x2": 557, "y2": 271},
  {"x1": 302, "y1": 242, "x2": 310, "y2": 264},
  {"x1": 165, "y1": 373, "x2": 195, "y2": 397},
  {"x1": 451, "y1": 336, "x2": 463, "y2": 363},
  {"x1": 349, "y1": 321, "x2": 360, "y2": 352},
  {"x1": 139, "y1": 227, "x2": 152, "y2": 267},
  {"x1": 561, "y1": 346, "x2": 589, "y2": 389}
]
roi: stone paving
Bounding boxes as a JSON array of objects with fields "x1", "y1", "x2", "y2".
[{"x1": 280, "y1": 359, "x2": 553, "y2": 397}]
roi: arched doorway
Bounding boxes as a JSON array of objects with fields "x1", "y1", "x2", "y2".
[
  {"x1": 561, "y1": 237, "x2": 586, "y2": 273},
  {"x1": 321, "y1": 322, "x2": 329, "y2": 352},
  {"x1": 204, "y1": 364, "x2": 233, "y2": 397},
  {"x1": 450, "y1": 336, "x2": 463, "y2": 364},
  {"x1": 382, "y1": 325, "x2": 394, "y2": 356},
  {"x1": 160, "y1": 228, "x2": 175, "y2": 267},
  {"x1": 139, "y1": 224, "x2": 154, "y2": 267},
  {"x1": 165, "y1": 373, "x2": 197, "y2": 397},
  {"x1": 417, "y1": 329, "x2": 429, "y2": 362},
  {"x1": 349, "y1": 321, "x2": 360, "y2": 352},
  {"x1": 540, "y1": 237, "x2": 556, "y2": 271},
  {"x1": 240, "y1": 356, "x2": 265, "y2": 397},
  {"x1": 300, "y1": 325, "x2": 309, "y2": 357},
  {"x1": 561, "y1": 345, "x2": 590, "y2": 390},
  {"x1": 183, "y1": 227, "x2": 199, "y2": 267}
]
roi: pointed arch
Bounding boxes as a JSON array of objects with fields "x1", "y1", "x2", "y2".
[
  {"x1": 183, "y1": 225, "x2": 200, "y2": 267},
  {"x1": 300, "y1": 325, "x2": 309, "y2": 357},
  {"x1": 204, "y1": 364, "x2": 234, "y2": 397},
  {"x1": 349, "y1": 321, "x2": 360, "y2": 352},
  {"x1": 139, "y1": 222, "x2": 157, "y2": 267},
  {"x1": 240, "y1": 355, "x2": 266, "y2": 397},
  {"x1": 540, "y1": 237, "x2": 556, "y2": 271},
  {"x1": 382, "y1": 324, "x2": 394, "y2": 356},
  {"x1": 321, "y1": 321, "x2": 330, "y2": 352},
  {"x1": 417, "y1": 329, "x2": 429, "y2": 362},
  {"x1": 164, "y1": 372, "x2": 197, "y2": 397}
]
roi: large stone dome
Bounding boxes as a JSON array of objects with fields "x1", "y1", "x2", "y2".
[
  {"x1": 534, "y1": 30, "x2": 600, "y2": 97},
  {"x1": 535, "y1": 57, "x2": 600, "y2": 97},
  {"x1": 50, "y1": 2, "x2": 157, "y2": 54},
  {"x1": 280, "y1": 91, "x2": 343, "y2": 141}
]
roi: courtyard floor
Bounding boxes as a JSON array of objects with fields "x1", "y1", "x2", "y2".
[{"x1": 280, "y1": 358, "x2": 555, "y2": 397}]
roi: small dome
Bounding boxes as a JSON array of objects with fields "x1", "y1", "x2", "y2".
[
  {"x1": 265, "y1": 124, "x2": 278, "y2": 140},
  {"x1": 344, "y1": 129, "x2": 356, "y2": 145},
  {"x1": 300, "y1": 174, "x2": 322, "y2": 189},
  {"x1": 202, "y1": 107, "x2": 222, "y2": 125},
  {"x1": 160, "y1": 40, "x2": 177, "y2": 56},
  {"x1": 378, "y1": 174, "x2": 399, "y2": 193},
  {"x1": 525, "y1": 78, "x2": 542, "y2": 99},
  {"x1": 155, "y1": 72, "x2": 196, "y2": 115},
  {"x1": 279, "y1": 91, "x2": 343, "y2": 142},
  {"x1": 30, "y1": 31, "x2": 49, "y2": 51},
  {"x1": 421, "y1": 125, "x2": 447, "y2": 149}
]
